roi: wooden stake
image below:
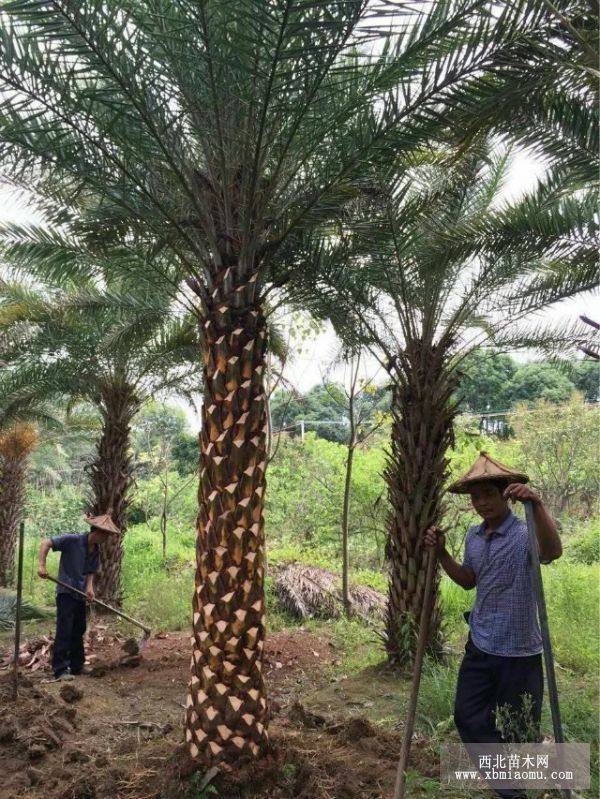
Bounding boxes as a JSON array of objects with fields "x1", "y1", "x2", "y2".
[
  {"x1": 13, "y1": 521, "x2": 25, "y2": 701},
  {"x1": 393, "y1": 546, "x2": 437, "y2": 799}
]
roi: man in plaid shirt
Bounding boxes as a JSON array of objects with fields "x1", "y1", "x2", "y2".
[{"x1": 425, "y1": 452, "x2": 562, "y2": 799}]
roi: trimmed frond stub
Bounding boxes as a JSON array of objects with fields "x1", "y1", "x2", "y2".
[{"x1": 0, "y1": 422, "x2": 39, "y2": 460}]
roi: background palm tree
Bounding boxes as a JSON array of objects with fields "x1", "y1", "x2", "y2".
[
  {"x1": 0, "y1": 266, "x2": 198, "y2": 605},
  {"x1": 0, "y1": 0, "x2": 573, "y2": 761},
  {"x1": 295, "y1": 142, "x2": 598, "y2": 664},
  {"x1": 0, "y1": 421, "x2": 39, "y2": 586}
]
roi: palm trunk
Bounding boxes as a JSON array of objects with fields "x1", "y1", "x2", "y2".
[
  {"x1": 87, "y1": 383, "x2": 140, "y2": 606},
  {"x1": 185, "y1": 272, "x2": 269, "y2": 763},
  {"x1": 384, "y1": 339, "x2": 458, "y2": 666},
  {"x1": 0, "y1": 453, "x2": 28, "y2": 587}
]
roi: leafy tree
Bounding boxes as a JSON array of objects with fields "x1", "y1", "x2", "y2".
[
  {"x1": 510, "y1": 394, "x2": 599, "y2": 516},
  {"x1": 171, "y1": 434, "x2": 200, "y2": 477},
  {"x1": 0, "y1": 0, "x2": 574, "y2": 761},
  {"x1": 503, "y1": 362, "x2": 576, "y2": 406},
  {"x1": 133, "y1": 402, "x2": 193, "y2": 558},
  {"x1": 569, "y1": 360, "x2": 600, "y2": 402},
  {"x1": 271, "y1": 381, "x2": 389, "y2": 443},
  {"x1": 457, "y1": 350, "x2": 517, "y2": 412}
]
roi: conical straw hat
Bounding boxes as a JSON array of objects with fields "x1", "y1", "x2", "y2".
[
  {"x1": 84, "y1": 511, "x2": 120, "y2": 535},
  {"x1": 448, "y1": 451, "x2": 529, "y2": 495}
]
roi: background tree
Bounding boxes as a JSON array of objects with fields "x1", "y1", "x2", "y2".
[
  {"x1": 0, "y1": 273, "x2": 197, "y2": 605},
  {"x1": 568, "y1": 359, "x2": 600, "y2": 402},
  {"x1": 133, "y1": 402, "x2": 191, "y2": 559},
  {"x1": 504, "y1": 362, "x2": 576, "y2": 406},
  {"x1": 457, "y1": 350, "x2": 517, "y2": 412},
  {"x1": 510, "y1": 394, "x2": 600, "y2": 516},
  {"x1": 0, "y1": 421, "x2": 39, "y2": 585}
]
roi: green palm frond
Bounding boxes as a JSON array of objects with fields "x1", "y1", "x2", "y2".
[
  {"x1": 0, "y1": 591, "x2": 52, "y2": 630},
  {"x1": 0, "y1": 0, "x2": 560, "y2": 301}
]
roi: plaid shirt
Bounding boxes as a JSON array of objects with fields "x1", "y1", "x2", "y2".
[{"x1": 462, "y1": 511, "x2": 543, "y2": 657}]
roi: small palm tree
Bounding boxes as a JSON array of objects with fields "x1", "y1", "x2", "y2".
[
  {"x1": 0, "y1": 269, "x2": 198, "y2": 605},
  {"x1": 298, "y1": 143, "x2": 598, "y2": 664},
  {"x1": 0, "y1": 421, "x2": 39, "y2": 586}
]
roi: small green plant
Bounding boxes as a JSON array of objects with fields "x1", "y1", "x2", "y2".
[
  {"x1": 281, "y1": 762, "x2": 298, "y2": 782},
  {"x1": 495, "y1": 693, "x2": 541, "y2": 743},
  {"x1": 187, "y1": 772, "x2": 219, "y2": 799}
]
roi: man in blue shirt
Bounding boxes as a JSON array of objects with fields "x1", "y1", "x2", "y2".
[
  {"x1": 425, "y1": 452, "x2": 562, "y2": 799},
  {"x1": 37, "y1": 512, "x2": 120, "y2": 680}
]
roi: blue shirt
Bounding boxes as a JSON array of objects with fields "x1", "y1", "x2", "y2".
[
  {"x1": 51, "y1": 533, "x2": 99, "y2": 602},
  {"x1": 462, "y1": 511, "x2": 543, "y2": 657}
]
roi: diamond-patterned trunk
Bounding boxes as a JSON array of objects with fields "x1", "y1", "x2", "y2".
[
  {"x1": 186, "y1": 275, "x2": 269, "y2": 762},
  {"x1": 0, "y1": 454, "x2": 27, "y2": 587},
  {"x1": 87, "y1": 383, "x2": 140, "y2": 606},
  {"x1": 384, "y1": 339, "x2": 458, "y2": 665}
]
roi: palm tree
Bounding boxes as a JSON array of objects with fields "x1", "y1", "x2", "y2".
[
  {"x1": 0, "y1": 0, "x2": 554, "y2": 760},
  {"x1": 0, "y1": 421, "x2": 39, "y2": 586},
  {"x1": 447, "y1": 0, "x2": 598, "y2": 187},
  {"x1": 296, "y1": 143, "x2": 598, "y2": 664},
  {"x1": 0, "y1": 271, "x2": 198, "y2": 605},
  {"x1": 0, "y1": 368, "x2": 56, "y2": 586}
]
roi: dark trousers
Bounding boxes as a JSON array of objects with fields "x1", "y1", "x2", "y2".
[
  {"x1": 454, "y1": 636, "x2": 543, "y2": 799},
  {"x1": 52, "y1": 594, "x2": 87, "y2": 676}
]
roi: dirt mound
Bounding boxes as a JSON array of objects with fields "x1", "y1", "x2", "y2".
[
  {"x1": 0, "y1": 672, "x2": 77, "y2": 757},
  {"x1": 336, "y1": 716, "x2": 377, "y2": 742},
  {"x1": 274, "y1": 564, "x2": 386, "y2": 621},
  {"x1": 60, "y1": 684, "x2": 83, "y2": 703},
  {"x1": 159, "y1": 725, "x2": 405, "y2": 799}
]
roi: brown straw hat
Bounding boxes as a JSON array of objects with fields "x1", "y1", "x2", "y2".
[
  {"x1": 84, "y1": 511, "x2": 120, "y2": 535},
  {"x1": 448, "y1": 451, "x2": 529, "y2": 495}
]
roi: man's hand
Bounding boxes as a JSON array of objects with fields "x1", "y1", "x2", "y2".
[
  {"x1": 86, "y1": 586, "x2": 95, "y2": 603},
  {"x1": 503, "y1": 483, "x2": 541, "y2": 505},
  {"x1": 424, "y1": 525, "x2": 445, "y2": 555},
  {"x1": 37, "y1": 566, "x2": 48, "y2": 579}
]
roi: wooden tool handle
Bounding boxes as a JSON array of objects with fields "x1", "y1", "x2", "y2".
[{"x1": 46, "y1": 574, "x2": 151, "y2": 636}]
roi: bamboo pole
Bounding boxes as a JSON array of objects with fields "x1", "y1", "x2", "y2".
[
  {"x1": 393, "y1": 546, "x2": 437, "y2": 799},
  {"x1": 524, "y1": 500, "x2": 571, "y2": 799},
  {"x1": 12, "y1": 521, "x2": 25, "y2": 700}
]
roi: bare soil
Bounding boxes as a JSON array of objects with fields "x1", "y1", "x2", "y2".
[{"x1": 0, "y1": 625, "x2": 438, "y2": 799}]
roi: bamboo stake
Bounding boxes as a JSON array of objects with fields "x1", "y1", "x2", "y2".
[
  {"x1": 12, "y1": 521, "x2": 25, "y2": 700},
  {"x1": 524, "y1": 501, "x2": 571, "y2": 799},
  {"x1": 393, "y1": 546, "x2": 437, "y2": 799}
]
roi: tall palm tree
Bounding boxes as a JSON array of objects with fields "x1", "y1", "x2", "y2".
[
  {"x1": 0, "y1": 0, "x2": 553, "y2": 760},
  {"x1": 295, "y1": 143, "x2": 598, "y2": 664},
  {"x1": 0, "y1": 271, "x2": 198, "y2": 605}
]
